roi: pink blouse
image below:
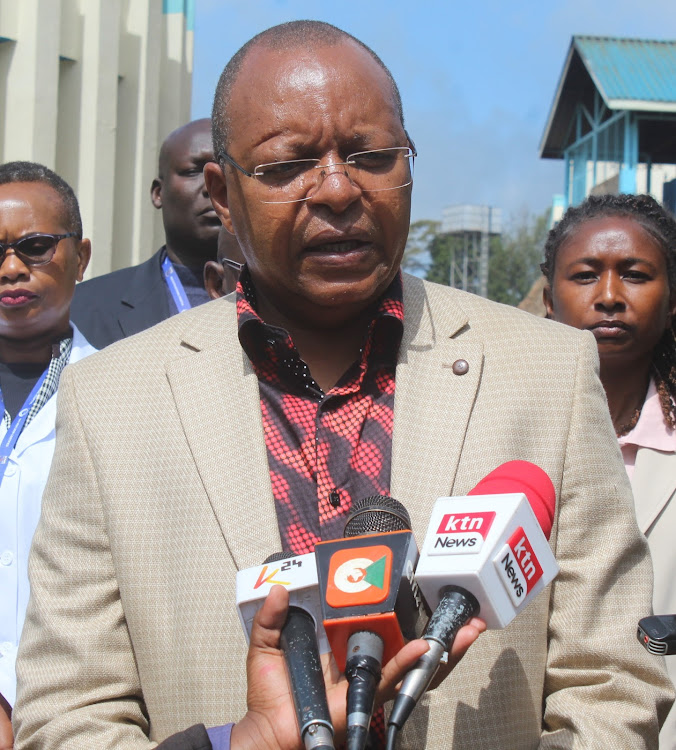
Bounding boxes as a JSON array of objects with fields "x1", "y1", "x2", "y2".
[{"x1": 618, "y1": 379, "x2": 676, "y2": 479}]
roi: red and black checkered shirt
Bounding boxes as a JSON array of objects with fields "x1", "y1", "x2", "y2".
[
  {"x1": 237, "y1": 269, "x2": 403, "y2": 748},
  {"x1": 237, "y1": 268, "x2": 404, "y2": 553}
]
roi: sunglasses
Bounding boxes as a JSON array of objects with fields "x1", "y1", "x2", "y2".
[{"x1": 0, "y1": 232, "x2": 79, "y2": 267}]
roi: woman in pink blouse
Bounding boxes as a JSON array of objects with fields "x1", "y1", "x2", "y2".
[{"x1": 541, "y1": 192, "x2": 676, "y2": 747}]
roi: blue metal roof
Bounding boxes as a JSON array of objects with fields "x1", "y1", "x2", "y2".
[{"x1": 575, "y1": 36, "x2": 676, "y2": 107}]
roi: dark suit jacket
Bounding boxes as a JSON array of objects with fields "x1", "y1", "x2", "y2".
[{"x1": 70, "y1": 248, "x2": 172, "y2": 349}]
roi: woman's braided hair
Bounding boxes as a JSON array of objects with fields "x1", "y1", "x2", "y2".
[{"x1": 541, "y1": 193, "x2": 676, "y2": 428}]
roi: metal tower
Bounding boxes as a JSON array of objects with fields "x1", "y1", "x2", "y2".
[{"x1": 441, "y1": 205, "x2": 502, "y2": 298}]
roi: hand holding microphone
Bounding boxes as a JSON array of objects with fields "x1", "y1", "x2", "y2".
[{"x1": 233, "y1": 584, "x2": 442, "y2": 750}]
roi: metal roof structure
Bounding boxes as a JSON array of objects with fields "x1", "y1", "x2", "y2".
[{"x1": 540, "y1": 36, "x2": 676, "y2": 160}]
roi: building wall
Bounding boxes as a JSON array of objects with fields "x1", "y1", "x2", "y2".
[{"x1": 0, "y1": 0, "x2": 194, "y2": 279}]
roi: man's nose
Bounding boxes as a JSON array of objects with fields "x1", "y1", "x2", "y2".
[{"x1": 307, "y1": 162, "x2": 362, "y2": 213}]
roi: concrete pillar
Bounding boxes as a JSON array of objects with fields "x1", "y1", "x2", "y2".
[
  {"x1": 75, "y1": 0, "x2": 121, "y2": 277},
  {"x1": 1, "y1": 0, "x2": 61, "y2": 165}
]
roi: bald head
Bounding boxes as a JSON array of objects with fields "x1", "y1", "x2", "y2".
[
  {"x1": 211, "y1": 20, "x2": 404, "y2": 159},
  {"x1": 151, "y1": 118, "x2": 220, "y2": 266},
  {"x1": 158, "y1": 118, "x2": 212, "y2": 179}
]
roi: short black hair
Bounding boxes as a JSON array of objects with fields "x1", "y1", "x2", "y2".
[
  {"x1": 542, "y1": 193, "x2": 676, "y2": 428},
  {"x1": 541, "y1": 193, "x2": 676, "y2": 289},
  {"x1": 211, "y1": 20, "x2": 404, "y2": 161},
  {"x1": 0, "y1": 161, "x2": 83, "y2": 238}
]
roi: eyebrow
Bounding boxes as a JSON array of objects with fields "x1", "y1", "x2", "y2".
[{"x1": 568, "y1": 256, "x2": 660, "y2": 270}]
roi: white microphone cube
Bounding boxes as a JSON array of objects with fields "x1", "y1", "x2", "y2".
[
  {"x1": 415, "y1": 493, "x2": 559, "y2": 629},
  {"x1": 236, "y1": 552, "x2": 330, "y2": 654}
]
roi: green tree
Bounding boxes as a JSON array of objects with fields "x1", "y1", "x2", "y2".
[
  {"x1": 401, "y1": 219, "x2": 438, "y2": 275},
  {"x1": 417, "y1": 209, "x2": 550, "y2": 307},
  {"x1": 486, "y1": 210, "x2": 549, "y2": 306}
]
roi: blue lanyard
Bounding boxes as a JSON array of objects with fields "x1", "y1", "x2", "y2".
[
  {"x1": 161, "y1": 255, "x2": 191, "y2": 313},
  {"x1": 0, "y1": 367, "x2": 50, "y2": 484}
]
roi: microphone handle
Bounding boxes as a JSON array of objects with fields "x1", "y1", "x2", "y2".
[
  {"x1": 345, "y1": 631, "x2": 384, "y2": 750},
  {"x1": 388, "y1": 586, "x2": 479, "y2": 732},
  {"x1": 279, "y1": 607, "x2": 335, "y2": 750}
]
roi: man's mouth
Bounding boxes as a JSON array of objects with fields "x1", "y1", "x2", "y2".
[{"x1": 306, "y1": 239, "x2": 369, "y2": 254}]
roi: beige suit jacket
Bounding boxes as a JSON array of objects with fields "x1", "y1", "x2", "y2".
[
  {"x1": 14, "y1": 275, "x2": 673, "y2": 749},
  {"x1": 632, "y1": 448, "x2": 676, "y2": 750}
]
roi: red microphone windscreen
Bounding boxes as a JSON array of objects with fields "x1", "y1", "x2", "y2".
[{"x1": 467, "y1": 460, "x2": 556, "y2": 539}]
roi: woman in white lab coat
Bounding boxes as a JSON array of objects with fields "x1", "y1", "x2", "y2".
[{"x1": 0, "y1": 162, "x2": 95, "y2": 747}]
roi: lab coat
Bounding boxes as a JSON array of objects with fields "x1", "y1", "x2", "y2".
[{"x1": 0, "y1": 325, "x2": 96, "y2": 705}]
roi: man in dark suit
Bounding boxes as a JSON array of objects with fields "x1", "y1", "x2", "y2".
[{"x1": 70, "y1": 119, "x2": 220, "y2": 349}]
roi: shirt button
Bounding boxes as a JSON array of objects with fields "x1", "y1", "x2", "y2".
[
  {"x1": 0, "y1": 551, "x2": 13, "y2": 566},
  {"x1": 3, "y1": 462, "x2": 16, "y2": 477},
  {"x1": 329, "y1": 490, "x2": 341, "y2": 507},
  {"x1": 0, "y1": 642, "x2": 13, "y2": 656}
]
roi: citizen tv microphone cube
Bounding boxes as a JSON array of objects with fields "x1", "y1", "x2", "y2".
[
  {"x1": 416, "y1": 492, "x2": 559, "y2": 629},
  {"x1": 236, "y1": 551, "x2": 330, "y2": 654},
  {"x1": 314, "y1": 531, "x2": 426, "y2": 671}
]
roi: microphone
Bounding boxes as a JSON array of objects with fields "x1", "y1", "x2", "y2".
[
  {"x1": 387, "y1": 461, "x2": 559, "y2": 747},
  {"x1": 314, "y1": 496, "x2": 426, "y2": 750},
  {"x1": 236, "y1": 552, "x2": 334, "y2": 750}
]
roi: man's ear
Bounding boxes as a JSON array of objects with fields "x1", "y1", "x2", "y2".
[
  {"x1": 542, "y1": 284, "x2": 554, "y2": 320},
  {"x1": 204, "y1": 162, "x2": 233, "y2": 233},
  {"x1": 204, "y1": 260, "x2": 226, "y2": 300},
  {"x1": 75, "y1": 238, "x2": 92, "y2": 282},
  {"x1": 150, "y1": 178, "x2": 162, "y2": 209}
]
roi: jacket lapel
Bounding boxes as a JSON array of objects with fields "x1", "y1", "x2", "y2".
[
  {"x1": 119, "y1": 249, "x2": 172, "y2": 338},
  {"x1": 632, "y1": 447, "x2": 676, "y2": 533},
  {"x1": 392, "y1": 276, "x2": 483, "y2": 537},
  {"x1": 165, "y1": 297, "x2": 281, "y2": 569}
]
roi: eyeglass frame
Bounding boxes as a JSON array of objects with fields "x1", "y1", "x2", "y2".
[
  {"x1": 220, "y1": 257, "x2": 245, "y2": 274},
  {"x1": 0, "y1": 232, "x2": 80, "y2": 267},
  {"x1": 216, "y1": 133, "x2": 417, "y2": 204}
]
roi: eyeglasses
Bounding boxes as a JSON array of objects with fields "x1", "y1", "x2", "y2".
[
  {"x1": 0, "y1": 232, "x2": 79, "y2": 267},
  {"x1": 218, "y1": 145, "x2": 416, "y2": 204}
]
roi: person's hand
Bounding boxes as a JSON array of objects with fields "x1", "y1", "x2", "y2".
[
  {"x1": 0, "y1": 693, "x2": 13, "y2": 750},
  {"x1": 231, "y1": 585, "x2": 485, "y2": 750}
]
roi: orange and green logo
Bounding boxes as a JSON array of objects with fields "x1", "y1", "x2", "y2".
[{"x1": 326, "y1": 545, "x2": 392, "y2": 608}]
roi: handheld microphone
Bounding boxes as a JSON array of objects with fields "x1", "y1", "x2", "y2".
[
  {"x1": 387, "y1": 461, "x2": 559, "y2": 747},
  {"x1": 314, "y1": 496, "x2": 426, "y2": 750},
  {"x1": 236, "y1": 551, "x2": 329, "y2": 654},
  {"x1": 236, "y1": 552, "x2": 334, "y2": 750}
]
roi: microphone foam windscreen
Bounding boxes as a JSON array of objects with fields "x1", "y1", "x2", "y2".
[
  {"x1": 468, "y1": 460, "x2": 556, "y2": 539},
  {"x1": 263, "y1": 551, "x2": 295, "y2": 564},
  {"x1": 343, "y1": 495, "x2": 411, "y2": 537}
]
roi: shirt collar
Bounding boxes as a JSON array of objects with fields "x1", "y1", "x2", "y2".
[
  {"x1": 235, "y1": 266, "x2": 404, "y2": 387},
  {"x1": 618, "y1": 378, "x2": 676, "y2": 454},
  {"x1": 2, "y1": 331, "x2": 73, "y2": 431}
]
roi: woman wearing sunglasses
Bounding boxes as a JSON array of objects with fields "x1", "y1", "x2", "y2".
[{"x1": 0, "y1": 162, "x2": 96, "y2": 749}]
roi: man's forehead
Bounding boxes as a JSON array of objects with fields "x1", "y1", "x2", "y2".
[
  {"x1": 232, "y1": 39, "x2": 393, "y2": 106},
  {"x1": 226, "y1": 40, "x2": 400, "y2": 145},
  {"x1": 163, "y1": 121, "x2": 214, "y2": 168}
]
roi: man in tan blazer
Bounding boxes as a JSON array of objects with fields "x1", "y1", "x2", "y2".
[{"x1": 13, "y1": 20, "x2": 674, "y2": 750}]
